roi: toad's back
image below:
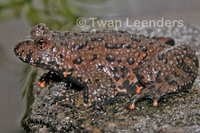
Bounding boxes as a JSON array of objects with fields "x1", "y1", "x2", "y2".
[{"x1": 14, "y1": 23, "x2": 198, "y2": 108}]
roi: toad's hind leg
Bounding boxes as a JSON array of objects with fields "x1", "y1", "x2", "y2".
[
  {"x1": 130, "y1": 45, "x2": 198, "y2": 109},
  {"x1": 130, "y1": 75, "x2": 191, "y2": 109}
]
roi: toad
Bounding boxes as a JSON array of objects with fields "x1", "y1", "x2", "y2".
[{"x1": 14, "y1": 23, "x2": 199, "y2": 109}]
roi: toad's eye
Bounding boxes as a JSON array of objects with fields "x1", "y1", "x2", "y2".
[{"x1": 35, "y1": 36, "x2": 51, "y2": 51}]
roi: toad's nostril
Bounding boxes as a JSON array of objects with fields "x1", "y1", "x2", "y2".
[
  {"x1": 14, "y1": 42, "x2": 22, "y2": 52},
  {"x1": 14, "y1": 42, "x2": 23, "y2": 56}
]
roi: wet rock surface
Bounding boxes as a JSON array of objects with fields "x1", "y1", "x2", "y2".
[{"x1": 21, "y1": 25, "x2": 200, "y2": 133}]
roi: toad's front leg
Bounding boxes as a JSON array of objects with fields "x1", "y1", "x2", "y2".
[{"x1": 62, "y1": 67, "x2": 118, "y2": 107}]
